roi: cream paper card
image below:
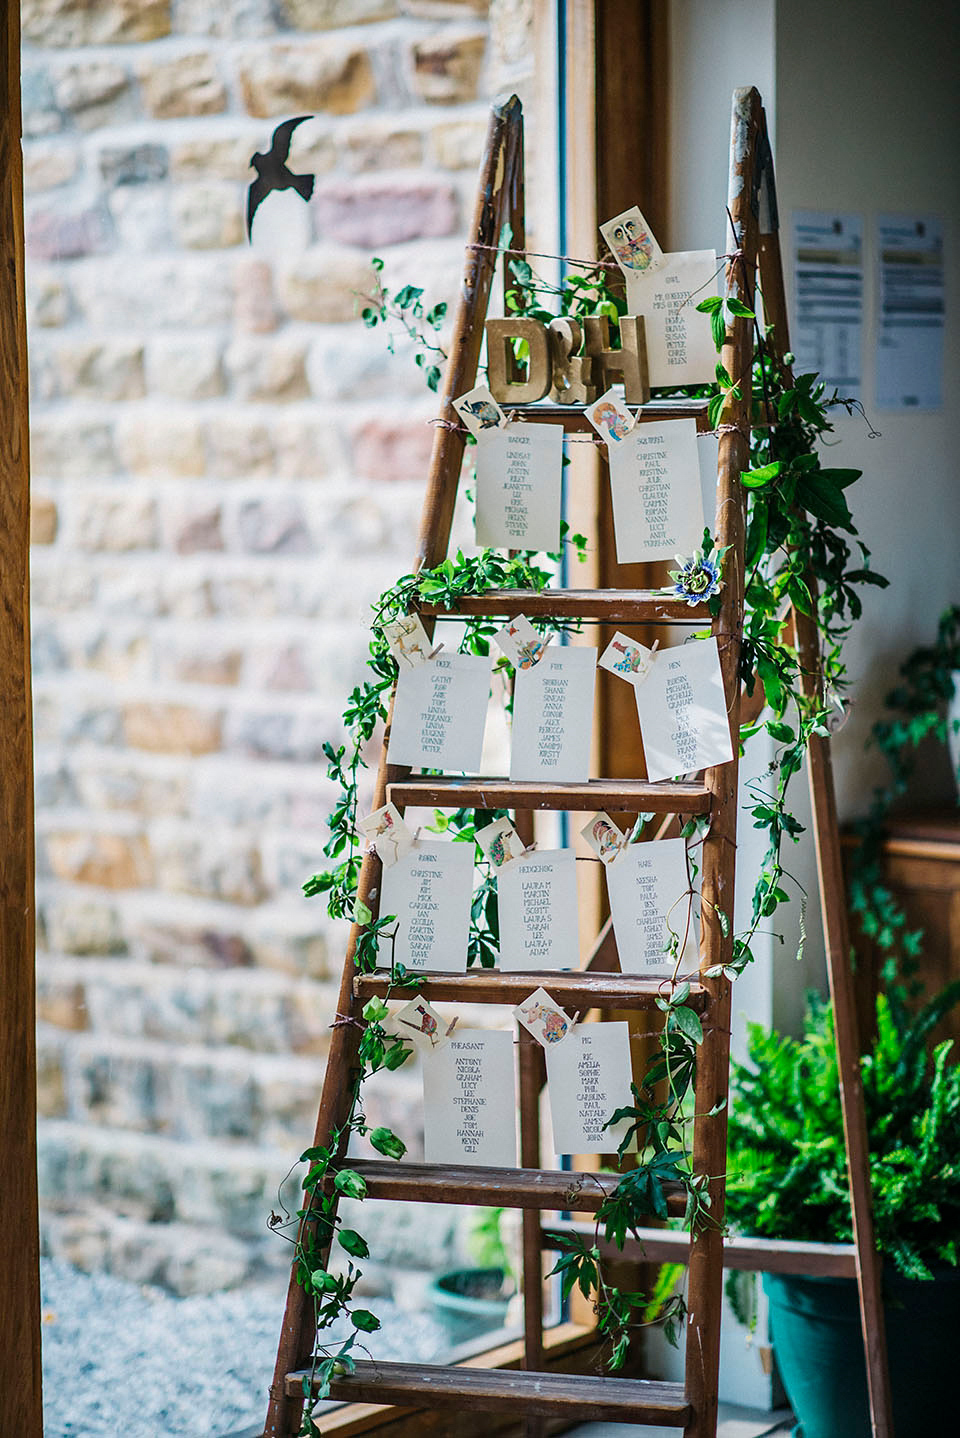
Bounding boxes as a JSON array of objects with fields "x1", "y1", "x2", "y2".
[
  {"x1": 476, "y1": 815, "x2": 527, "y2": 870},
  {"x1": 392, "y1": 995, "x2": 458, "y2": 1053},
  {"x1": 585, "y1": 388, "x2": 635, "y2": 444},
  {"x1": 475, "y1": 421, "x2": 563, "y2": 552},
  {"x1": 357, "y1": 802, "x2": 415, "y2": 868},
  {"x1": 388, "y1": 652, "x2": 490, "y2": 772},
  {"x1": 382, "y1": 613, "x2": 435, "y2": 670},
  {"x1": 514, "y1": 987, "x2": 575, "y2": 1047},
  {"x1": 453, "y1": 384, "x2": 506, "y2": 437},
  {"x1": 378, "y1": 840, "x2": 474, "y2": 972},
  {"x1": 598, "y1": 631, "x2": 658, "y2": 685},
  {"x1": 497, "y1": 849, "x2": 579, "y2": 971},
  {"x1": 605, "y1": 837, "x2": 697, "y2": 974},
  {"x1": 580, "y1": 812, "x2": 626, "y2": 865},
  {"x1": 635, "y1": 638, "x2": 733, "y2": 782},
  {"x1": 494, "y1": 614, "x2": 551, "y2": 670},
  {"x1": 423, "y1": 1029, "x2": 517, "y2": 1167},
  {"x1": 626, "y1": 249, "x2": 719, "y2": 386},
  {"x1": 607, "y1": 418, "x2": 704, "y2": 563},
  {"x1": 545, "y1": 1022, "x2": 636, "y2": 1155},
  {"x1": 510, "y1": 646, "x2": 597, "y2": 782},
  {"x1": 600, "y1": 205, "x2": 665, "y2": 278}
]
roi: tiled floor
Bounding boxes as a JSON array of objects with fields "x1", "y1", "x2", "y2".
[{"x1": 569, "y1": 1404, "x2": 795, "y2": 1437}]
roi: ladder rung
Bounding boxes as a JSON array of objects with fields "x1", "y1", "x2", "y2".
[
  {"x1": 327, "y1": 1160, "x2": 686, "y2": 1215},
  {"x1": 287, "y1": 1359, "x2": 690, "y2": 1423},
  {"x1": 542, "y1": 1219, "x2": 859, "y2": 1277},
  {"x1": 355, "y1": 970, "x2": 709, "y2": 1011},
  {"x1": 418, "y1": 588, "x2": 709, "y2": 623},
  {"x1": 387, "y1": 777, "x2": 712, "y2": 814},
  {"x1": 510, "y1": 397, "x2": 711, "y2": 433}
]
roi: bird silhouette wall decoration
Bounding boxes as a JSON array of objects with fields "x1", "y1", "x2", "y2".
[{"x1": 246, "y1": 116, "x2": 316, "y2": 240}]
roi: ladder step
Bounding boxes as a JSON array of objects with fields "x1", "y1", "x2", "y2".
[
  {"x1": 387, "y1": 777, "x2": 712, "y2": 814},
  {"x1": 542, "y1": 1219, "x2": 859, "y2": 1277},
  {"x1": 355, "y1": 970, "x2": 709, "y2": 1011},
  {"x1": 327, "y1": 1160, "x2": 686, "y2": 1215},
  {"x1": 419, "y1": 588, "x2": 709, "y2": 623},
  {"x1": 287, "y1": 1359, "x2": 690, "y2": 1423},
  {"x1": 511, "y1": 396, "x2": 711, "y2": 433}
]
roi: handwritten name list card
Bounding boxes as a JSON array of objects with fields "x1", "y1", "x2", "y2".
[
  {"x1": 545, "y1": 1023, "x2": 636, "y2": 1155},
  {"x1": 476, "y1": 422, "x2": 563, "y2": 552},
  {"x1": 497, "y1": 849, "x2": 579, "y2": 971},
  {"x1": 378, "y1": 841, "x2": 474, "y2": 972},
  {"x1": 424, "y1": 1030, "x2": 517, "y2": 1167},
  {"x1": 607, "y1": 418, "x2": 704, "y2": 563},
  {"x1": 510, "y1": 646, "x2": 597, "y2": 782},
  {"x1": 605, "y1": 838, "x2": 696, "y2": 973},
  {"x1": 635, "y1": 639, "x2": 733, "y2": 781},
  {"x1": 626, "y1": 249, "x2": 719, "y2": 386},
  {"x1": 389, "y1": 653, "x2": 490, "y2": 772}
]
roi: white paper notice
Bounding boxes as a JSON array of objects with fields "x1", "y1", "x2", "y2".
[
  {"x1": 607, "y1": 418, "x2": 704, "y2": 563},
  {"x1": 626, "y1": 249, "x2": 718, "y2": 386},
  {"x1": 475, "y1": 422, "x2": 563, "y2": 552},
  {"x1": 545, "y1": 1022, "x2": 636, "y2": 1156},
  {"x1": 423, "y1": 1030, "x2": 517, "y2": 1167},
  {"x1": 378, "y1": 841, "x2": 474, "y2": 972},
  {"x1": 635, "y1": 639, "x2": 733, "y2": 782},
  {"x1": 606, "y1": 838, "x2": 696, "y2": 973},
  {"x1": 875, "y1": 213, "x2": 944, "y2": 411},
  {"x1": 510, "y1": 646, "x2": 597, "y2": 782},
  {"x1": 388, "y1": 653, "x2": 490, "y2": 772},
  {"x1": 792, "y1": 211, "x2": 863, "y2": 398},
  {"x1": 497, "y1": 849, "x2": 579, "y2": 971}
]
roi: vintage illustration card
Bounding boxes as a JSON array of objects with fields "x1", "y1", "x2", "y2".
[
  {"x1": 388, "y1": 651, "x2": 490, "y2": 772},
  {"x1": 377, "y1": 840, "x2": 474, "y2": 972},
  {"x1": 634, "y1": 637, "x2": 733, "y2": 781},
  {"x1": 545, "y1": 1021, "x2": 637, "y2": 1155},
  {"x1": 423, "y1": 1029, "x2": 517, "y2": 1168},
  {"x1": 585, "y1": 388, "x2": 636, "y2": 445},
  {"x1": 494, "y1": 614, "x2": 551, "y2": 671},
  {"x1": 607, "y1": 417, "x2": 705, "y2": 563},
  {"x1": 475, "y1": 420, "x2": 563, "y2": 552},
  {"x1": 598, "y1": 632, "x2": 658, "y2": 686},
  {"x1": 514, "y1": 987, "x2": 574, "y2": 1048},
  {"x1": 600, "y1": 205, "x2": 665, "y2": 278},
  {"x1": 510, "y1": 646, "x2": 597, "y2": 782},
  {"x1": 496, "y1": 848, "x2": 579, "y2": 971},
  {"x1": 392, "y1": 995, "x2": 458, "y2": 1053},
  {"x1": 453, "y1": 384, "x2": 506, "y2": 437},
  {"x1": 476, "y1": 815, "x2": 527, "y2": 870},
  {"x1": 625, "y1": 249, "x2": 719, "y2": 386},
  {"x1": 580, "y1": 811, "x2": 626, "y2": 866},
  {"x1": 605, "y1": 837, "x2": 697, "y2": 973},
  {"x1": 357, "y1": 802, "x2": 415, "y2": 868},
  {"x1": 382, "y1": 613, "x2": 435, "y2": 671}
]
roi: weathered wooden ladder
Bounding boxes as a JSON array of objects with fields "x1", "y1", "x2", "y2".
[{"x1": 264, "y1": 88, "x2": 894, "y2": 1438}]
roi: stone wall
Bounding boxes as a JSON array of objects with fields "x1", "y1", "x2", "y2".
[{"x1": 25, "y1": 0, "x2": 537, "y2": 1293}]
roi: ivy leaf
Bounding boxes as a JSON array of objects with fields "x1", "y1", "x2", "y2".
[{"x1": 670, "y1": 1005, "x2": 704, "y2": 1045}]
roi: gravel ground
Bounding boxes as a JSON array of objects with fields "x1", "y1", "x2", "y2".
[{"x1": 40, "y1": 1258, "x2": 450, "y2": 1438}]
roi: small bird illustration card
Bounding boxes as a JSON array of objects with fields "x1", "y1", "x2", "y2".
[
  {"x1": 494, "y1": 614, "x2": 551, "y2": 671},
  {"x1": 382, "y1": 613, "x2": 435, "y2": 671},
  {"x1": 496, "y1": 848, "x2": 579, "y2": 971},
  {"x1": 625, "y1": 250, "x2": 719, "y2": 386},
  {"x1": 545, "y1": 1022, "x2": 637, "y2": 1156},
  {"x1": 580, "y1": 812, "x2": 626, "y2": 866},
  {"x1": 510, "y1": 646, "x2": 597, "y2": 782},
  {"x1": 453, "y1": 384, "x2": 506, "y2": 437},
  {"x1": 475, "y1": 421, "x2": 563, "y2": 552},
  {"x1": 600, "y1": 205, "x2": 665, "y2": 278},
  {"x1": 514, "y1": 987, "x2": 574, "y2": 1048},
  {"x1": 391, "y1": 995, "x2": 457, "y2": 1053},
  {"x1": 423, "y1": 1029, "x2": 517, "y2": 1168},
  {"x1": 377, "y1": 840, "x2": 474, "y2": 972},
  {"x1": 598, "y1": 632, "x2": 658, "y2": 686},
  {"x1": 476, "y1": 816, "x2": 527, "y2": 870},
  {"x1": 357, "y1": 802, "x2": 415, "y2": 868},
  {"x1": 585, "y1": 388, "x2": 636, "y2": 445},
  {"x1": 634, "y1": 637, "x2": 733, "y2": 781},
  {"x1": 607, "y1": 417, "x2": 704, "y2": 563},
  {"x1": 388, "y1": 651, "x2": 490, "y2": 772},
  {"x1": 605, "y1": 837, "x2": 697, "y2": 974}
]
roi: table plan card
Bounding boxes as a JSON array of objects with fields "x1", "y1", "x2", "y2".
[
  {"x1": 510, "y1": 646, "x2": 597, "y2": 782},
  {"x1": 606, "y1": 838, "x2": 696, "y2": 974},
  {"x1": 388, "y1": 652, "x2": 490, "y2": 772},
  {"x1": 626, "y1": 249, "x2": 719, "y2": 386},
  {"x1": 545, "y1": 1022, "x2": 636, "y2": 1156},
  {"x1": 634, "y1": 638, "x2": 733, "y2": 782},
  {"x1": 497, "y1": 849, "x2": 579, "y2": 971},
  {"x1": 378, "y1": 841, "x2": 474, "y2": 972},
  {"x1": 475, "y1": 422, "x2": 563, "y2": 552},
  {"x1": 607, "y1": 419, "x2": 704, "y2": 563},
  {"x1": 423, "y1": 1030, "x2": 517, "y2": 1167}
]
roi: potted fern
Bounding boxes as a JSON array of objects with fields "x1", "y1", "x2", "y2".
[{"x1": 725, "y1": 982, "x2": 960, "y2": 1438}]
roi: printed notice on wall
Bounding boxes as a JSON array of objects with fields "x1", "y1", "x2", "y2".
[
  {"x1": 792, "y1": 211, "x2": 863, "y2": 397},
  {"x1": 634, "y1": 639, "x2": 733, "y2": 782},
  {"x1": 423, "y1": 1029, "x2": 517, "y2": 1167},
  {"x1": 497, "y1": 849, "x2": 579, "y2": 971},
  {"x1": 378, "y1": 841, "x2": 474, "y2": 972},
  {"x1": 475, "y1": 422, "x2": 563, "y2": 551},
  {"x1": 626, "y1": 249, "x2": 718, "y2": 386},
  {"x1": 545, "y1": 1022, "x2": 636, "y2": 1156},
  {"x1": 875, "y1": 213, "x2": 944, "y2": 411},
  {"x1": 605, "y1": 838, "x2": 697, "y2": 973},
  {"x1": 388, "y1": 653, "x2": 490, "y2": 772},
  {"x1": 607, "y1": 418, "x2": 704, "y2": 563},
  {"x1": 510, "y1": 646, "x2": 597, "y2": 782}
]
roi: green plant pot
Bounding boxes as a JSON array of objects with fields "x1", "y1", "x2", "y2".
[
  {"x1": 428, "y1": 1267, "x2": 511, "y2": 1349},
  {"x1": 764, "y1": 1267, "x2": 960, "y2": 1437}
]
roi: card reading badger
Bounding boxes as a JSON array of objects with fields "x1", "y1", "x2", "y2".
[
  {"x1": 494, "y1": 614, "x2": 550, "y2": 671},
  {"x1": 580, "y1": 811, "x2": 626, "y2": 866},
  {"x1": 634, "y1": 637, "x2": 733, "y2": 782},
  {"x1": 605, "y1": 837, "x2": 697, "y2": 974},
  {"x1": 600, "y1": 205, "x2": 664, "y2": 278},
  {"x1": 607, "y1": 417, "x2": 704, "y2": 563},
  {"x1": 382, "y1": 613, "x2": 434, "y2": 671},
  {"x1": 356, "y1": 802, "x2": 414, "y2": 868},
  {"x1": 378, "y1": 840, "x2": 474, "y2": 972},
  {"x1": 514, "y1": 987, "x2": 574, "y2": 1048},
  {"x1": 476, "y1": 816, "x2": 526, "y2": 870},
  {"x1": 453, "y1": 384, "x2": 505, "y2": 438},
  {"x1": 423, "y1": 1029, "x2": 517, "y2": 1168},
  {"x1": 599, "y1": 632, "x2": 657, "y2": 686},
  {"x1": 392, "y1": 995, "x2": 457, "y2": 1053},
  {"x1": 475, "y1": 421, "x2": 563, "y2": 552},
  {"x1": 388, "y1": 651, "x2": 490, "y2": 772},
  {"x1": 585, "y1": 388, "x2": 635, "y2": 445},
  {"x1": 497, "y1": 848, "x2": 579, "y2": 972},
  {"x1": 545, "y1": 1022, "x2": 637, "y2": 1156},
  {"x1": 626, "y1": 249, "x2": 719, "y2": 386},
  {"x1": 510, "y1": 645, "x2": 597, "y2": 783}
]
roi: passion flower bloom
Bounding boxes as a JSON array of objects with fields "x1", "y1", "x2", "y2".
[{"x1": 664, "y1": 547, "x2": 724, "y2": 606}]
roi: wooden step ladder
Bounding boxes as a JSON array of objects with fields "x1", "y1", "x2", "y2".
[{"x1": 264, "y1": 88, "x2": 893, "y2": 1438}]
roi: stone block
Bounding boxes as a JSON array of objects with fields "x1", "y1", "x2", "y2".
[
  {"x1": 75, "y1": 496, "x2": 158, "y2": 552},
  {"x1": 44, "y1": 831, "x2": 154, "y2": 890},
  {"x1": 29, "y1": 559, "x2": 96, "y2": 611},
  {"x1": 34, "y1": 760, "x2": 80, "y2": 808},
  {"x1": 411, "y1": 31, "x2": 487, "y2": 104},
  {"x1": 173, "y1": 0, "x2": 278, "y2": 38},
  {"x1": 152, "y1": 833, "x2": 267, "y2": 906},
  {"x1": 429, "y1": 116, "x2": 487, "y2": 169},
  {"x1": 42, "y1": 898, "x2": 127, "y2": 956},
  {"x1": 224, "y1": 337, "x2": 309, "y2": 401},
  {"x1": 115, "y1": 410, "x2": 206, "y2": 476},
  {"x1": 72, "y1": 762, "x2": 188, "y2": 817},
  {"x1": 123, "y1": 703, "x2": 223, "y2": 755},
  {"x1": 279, "y1": 0, "x2": 397, "y2": 28},
  {"x1": 224, "y1": 708, "x2": 326, "y2": 763},
  {"x1": 31, "y1": 495, "x2": 58, "y2": 545},
  {"x1": 54, "y1": 340, "x2": 146, "y2": 402},
  {"x1": 237, "y1": 41, "x2": 375, "y2": 119},
  {"x1": 156, "y1": 641, "x2": 243, "y2": 686},
  {"x1": 23, "y1": 0, "x2": 171, "y2": 45},
  {"x1": 351, "y1": 415, "x2": 435, "y2": 482},
  {"x1": 401, "y1": 0, "x2": 488, "y2": 13},
  {"x1": 72, "y1": 256, "x2": 234, "y2": 328},
  {"x1": 204, "y1": 413, "x2": 275, "y2": 478},
  {"x1": 246, "y1": 642, "x2": 312, "y2": 692},
  {"x1": 31, "y1": 625, "x2": 68, "y2": 675},
  {"x1": 344, "y1": 122, "x2": 423, "y2": 173},
  {"x1": 53, "y1": 60, "x2": 135, "y2": 130},
  {"x1": 275, "y1": 246, "x2": 374, "y2": 324},
  {"x1": 22, "y1": 70, "x2": 62, "y2": 138},
  {"x1": 165, "y1": 500, "x2": 225, "y2": 553},
  {"x1": 312, "y1": 178, "x2": 457, "y2": 248},
  {"x1": 23, "y1": 142, "x2": 78, "y2": 192},
  {"x1": 36, "y1": 1037, "x2": 67, "y2": 1118},
  {"x1": 145, "y1": 336, "x2": 223, "y2": 400},
  {"x1": 26, "y1": 203, "x2": 112, "y2": 262},
  {"x1": 30, "y1": 417, "x2": 116, "y2": 480},
  {"x1": 36, "y1": 976, "x2": 88, "y2": 1032},
  {"x1": 237, "y1": 497, "x2": 312, "y2": 554},
  {"x1": 137, "y1": 51, "x2": 227, "y2": 119},
  {"x1": 26, "y1": 270, "x2": 72, "y2": 328},
  {"x1": 108, "y1": 183, "x2": 173, "y2": 252},
  {"x1": 232, "y1": 256, "x2": 277, "y2": 334},
  {"x1": 172, "y1": 182, "x2": 245, "y2": 249},
  {"x1": 170, "y1": 131, "x2": 262, "y2": 182}
]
